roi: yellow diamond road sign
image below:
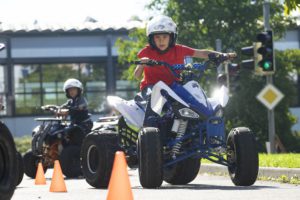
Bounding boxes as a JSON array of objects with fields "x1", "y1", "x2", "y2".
[{"x1": 256, "y1": 84, "x2": 284, "y2": 110}]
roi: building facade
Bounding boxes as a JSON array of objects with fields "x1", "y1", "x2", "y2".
[{"x1": 0, "y1": 23, "x2": 138, "y2": 136}]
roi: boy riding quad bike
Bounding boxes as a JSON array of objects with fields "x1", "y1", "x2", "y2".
[
  {"x1": 23, "y1": 79, "x2": 92, "y2": 179},
  {"x1": 80, "y1": 54, "x2": 258, "y2": 188}
]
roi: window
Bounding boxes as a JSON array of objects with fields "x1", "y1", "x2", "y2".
[
  {"x1": 79, "y1": 63, "x2": 106, "y2": 112},
  {"x1": 14, "y1": 64, "x2": 42, "y2": 115},
  {"x1": 115, "y1": 62, "x2": 138, "y2": 100},
  {"x1": 14, "y1": 63, "x2": 107, "y2": 115}
]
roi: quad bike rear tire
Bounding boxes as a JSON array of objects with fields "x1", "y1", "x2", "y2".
[
  {"x1": 138, "y1": 127, "x2": 163, "y2": 188},
  {"x1": 163, "y1": 157, "x2": 200, "y2": 185},
  {"x1": 23, "y1": 150, "x2": 47, "y2": 179},
  {"x1": 0, "y1": 122, "x2": 17, "y2": 200},
  {"x1": 16, "y1": 151, "x2": 24, "y2": 186},
  {"x1": 227, "y1": 127, "x2": 258, "y2": 186},
  {"x1": 80, "y1": 131, "x2": 121, "y2": 188},
  {"x1": 59, "y1": 145, "x2": 82, "y2": 178}
]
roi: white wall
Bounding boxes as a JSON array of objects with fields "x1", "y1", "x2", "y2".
[{"x1": 274, "y1": 30, "x2": 299, "y2": 50}]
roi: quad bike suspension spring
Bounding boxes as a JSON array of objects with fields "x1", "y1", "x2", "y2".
[{"x1": 171, "y1": 119, "x2": 188, "y2": 159}]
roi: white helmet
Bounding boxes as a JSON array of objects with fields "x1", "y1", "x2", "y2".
[
  {"x1": 146, "y1": 15, "x2": 177, "y2": 36},
  {"x1": 63, "y1": 78, "x2": 83, "y2": 93},
  {"x1": 146, "y1": 15, "x2": 177, "y2": 50}
]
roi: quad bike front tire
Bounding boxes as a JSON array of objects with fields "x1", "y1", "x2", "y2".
[
  {"x1": 59, "y1": 145, "x2": 82, "y2": 178},
  {"x1": 0, "y1": 122, "x2": 18, "y2": 200},
  {"x1": 16, "y1": 151, "x2": 24, "y2": 186},
  {"x1": 138, "y1": 127, "x2": 163, "y2": 188},
  {"x1": 227, "y1": 127, "x2": 258, "y2": 186},
  {"x1": 23, "y1": 150, "x2": 47, "y2": 179},
  {"x1": 163, "y1": 157, "x2": 200, "y2": 185},
  {"x1": 80, "y1": 131, "x2": 121, "y2": 188}
]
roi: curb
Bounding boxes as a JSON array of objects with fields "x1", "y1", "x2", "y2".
[{"x1": 199, "y1": 163, "x2": 300, "y2": 178}]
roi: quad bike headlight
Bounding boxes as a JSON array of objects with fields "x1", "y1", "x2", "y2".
[
  {"x1": 178, "y1": 108, "x2": 199, "y2": 119},
  {"x1": 214, "y1": 106, "x2": 224, "y2": 118}
]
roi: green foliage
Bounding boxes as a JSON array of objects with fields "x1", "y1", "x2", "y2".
[
  {"x1": 259, "y1": 175, "x2": 300, "y2": 184},
  {"x1": 14, "y1": 135, "x2": 31, "y2": 154},
  {"x1": 284, "y1": 0, "x2": 300, "y2": 14},
  {"x1": 116, "y1": 28, "x2": 148, "y2": 81},
  {"x1": 149, "y1": 0, "x2": 295, "y2": 52},
  {"x1": 203, "y1": 153, "x2": 300, "y2": 168},
  {"x1": 226, "y1": 50, "x2": 300, "y2": 152},
  {"x1": 259, "y1": 153, "x2": 300, "y2": 168}
]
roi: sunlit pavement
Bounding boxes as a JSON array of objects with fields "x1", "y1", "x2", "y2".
[{"x1": 12, "y1": 168, "x2": 300, "y2": 200}]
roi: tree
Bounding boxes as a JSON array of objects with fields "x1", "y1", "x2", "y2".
[
  {"x1": 284, "y1": 0, "x2": 300, "y2": 14},
  {"x1": 115, "y1": 0, "x2": 299, "y2": 151},
  {"x1": 226, "y1": 50, "x2": 300, "y2": 152},
  {"x1": 116, "y1": 28, "x2": 147, "y2": 82}
]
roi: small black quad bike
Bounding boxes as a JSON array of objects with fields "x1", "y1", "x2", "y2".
[
  {"x1": 23, "y1": 105, "x2": 84, "y2": 179},
  {"x1": 80, "y1": 54, "x2": 258, "y2": 188}
]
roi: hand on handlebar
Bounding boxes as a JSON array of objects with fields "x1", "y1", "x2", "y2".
[
  {"x1": 134, "y1": 58, "x2": 159, "y2": 66},
  {"x1": 139, "y1": 57, "x2": 151, "y2": 64},
  {"x1": 225, "y1": 52, "x2": 237, "y2": 60},
  {"x1": 208, "y1": 52, "x2": 237, "y2": 63},
  {"x1": 56, "y1": 108, "x2": 69, "y2": 117},
  {"x1": 41, "y1": 105, "x2": 59, "y2": 112}
]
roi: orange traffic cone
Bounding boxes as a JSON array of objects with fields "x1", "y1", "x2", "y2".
[
  {"x1": 106, "y1": 151, "x2": 133, "y2": 200},
  {"x1": 49, "y1": 160, "x2": 67, "y2": 192},
  {"x1": 35, "y1": 162, "x2": 46, "y2": 185}
]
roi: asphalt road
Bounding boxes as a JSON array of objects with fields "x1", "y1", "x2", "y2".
[{"x1": 12, "y1": 169, "x2": 300, "y2": 200}]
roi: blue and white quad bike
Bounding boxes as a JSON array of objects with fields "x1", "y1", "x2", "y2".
[{"x1": 80, "y1": 54, "x2": 258, "y2": 189}]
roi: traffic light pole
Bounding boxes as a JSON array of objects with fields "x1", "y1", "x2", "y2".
[{"x1": 263, "y1": 1, "x2": 276, "y2": 153}]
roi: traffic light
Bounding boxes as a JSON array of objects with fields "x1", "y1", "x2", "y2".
[
  {"x1": 240, "y1": 45, "x2": 255, "y2": 70},
  {"x1": 256, "y1": 30, "x2": 275, "y2": 74},
  {"x1": 241, "y1": 30, "x2": 275, "y2": 75},
  {"x1": 241, "y1": 43, "x2": 263, "y2": 71}
]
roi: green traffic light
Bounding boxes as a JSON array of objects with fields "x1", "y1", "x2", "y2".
[{"x1": 263, "y1": 62, "x2": 271, "y2": 70}]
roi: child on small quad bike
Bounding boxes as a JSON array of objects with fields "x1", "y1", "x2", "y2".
[
  {"x1": 23, "y1": 78, "x2": 92, "y2": 179},
  {"x1": 134, "y1": 15, "x2": 235, "y2": 126},
  {"x1": 59, "y1": 78, "x2": 93, "y2": 145},
  {"x1": 134, "y1": 15, "x2": 231, "y2": 97}
]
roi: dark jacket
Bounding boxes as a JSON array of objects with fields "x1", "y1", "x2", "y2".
[{"x1": 61, "y1": 96, "x2": 91, "y2": 125}]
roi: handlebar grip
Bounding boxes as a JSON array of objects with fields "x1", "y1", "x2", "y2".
[
  {"x1": 208, "y1": 53, "x2": 234, "y2": 63},
  {"x1": 133, "y1": 60, "x2": 159, "y2": 66},
  {"x1": 133, "y1": 61, "x2": 142, "y2": 65}
]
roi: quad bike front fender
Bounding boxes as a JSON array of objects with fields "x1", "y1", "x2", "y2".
[{"x1": 107, "y1": 96, "x2": 144, "y2": 128}]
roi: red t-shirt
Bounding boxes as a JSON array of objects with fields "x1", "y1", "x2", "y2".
[{"x1": 137, "y1": 44, "x2": 195, "y2": 90}]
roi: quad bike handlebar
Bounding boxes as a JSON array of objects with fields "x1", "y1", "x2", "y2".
[
  {"x1": 41, "y1": 105, "x2": 69, "y2": 118},
  {"x1": 41, "y1": 105, "x2": 60, "y2": 111},
  {"x1": 133, "y1": 52, "x2": 236, "y2": 70},
  {"x1": 133, "y1": 53, "x2": 236, "y2": 81}
]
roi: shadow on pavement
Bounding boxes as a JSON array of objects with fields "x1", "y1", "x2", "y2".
[{"x1": 132, "y1": 184, "x2": 277, "y2": 190}]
